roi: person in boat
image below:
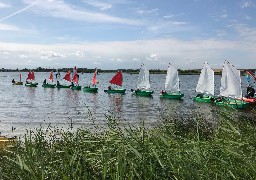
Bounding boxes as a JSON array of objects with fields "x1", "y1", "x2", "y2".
[
  {"x1": 108, "y1": 86, "x2": 112, "y2": 90},
  {"x1": 43, "y1": 79, "x2": 46, "y2": 85},
  {"x1": 246, "y1": 85, "x2": 255, "y2": 98},
  {"x1": 196, "y1": 93, "x2": 204, "y2": 98},
  {"x1": 57, "y1": 80, "x2": 60, "y2": 86},
  {"x1": 12, "y1": 79, "x2": 15, "y2": 84},
  {"x1": 71, "y1": 82, "x2": 74, "y2": 87},
  {"x1": 161, "y1": 90, "x2": 166, "y2": 94}
]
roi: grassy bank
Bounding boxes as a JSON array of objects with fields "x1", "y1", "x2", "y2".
[{"x1": 0, "y1": 109, "x2": 256, "y2": 179}]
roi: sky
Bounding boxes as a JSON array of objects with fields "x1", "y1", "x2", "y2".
[{"x1": 0, "y1": 0, "x2": 256, "y2": 70}]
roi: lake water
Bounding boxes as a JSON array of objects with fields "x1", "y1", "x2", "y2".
[{"x1": 0, "y1": 72, "x2": 255, "y2": 137}]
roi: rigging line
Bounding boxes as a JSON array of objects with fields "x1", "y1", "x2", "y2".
[{"x1": 0, "y1": 0, "x2": 43, "y2": 22}]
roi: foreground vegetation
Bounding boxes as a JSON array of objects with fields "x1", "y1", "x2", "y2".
[{"x1": 0, "y1": 109, "x2": 256, "y2": 179}]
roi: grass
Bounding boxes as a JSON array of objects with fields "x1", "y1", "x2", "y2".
[{"x1": 0, "y1": 108, "x2": 256, "y2": 179}]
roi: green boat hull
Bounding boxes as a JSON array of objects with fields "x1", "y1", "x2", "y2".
[
  {"x1": 71, "y1": 86, "x2": 82, "y2": 90},
  {"x1": 56, "y1": 85, "x2": 71, "y2": 89},
  {"x1": 194, "y1": 95, "x2": 215, "y2": 103},
  {"x1": 25, "y1": 83, "x2": 38, "y2": 87},
  {"x1": 42, "y1": 84, "x2": 55, "y2": 88},
  {"x1": 215, "y1": 98, "x2": 249, "y2": 109},
  {"x1": 160, "y1": 92, "x2": 184, "y2": 99},
  {"x1": 133, "y1": 89, "x2": 154, "y2": 97},
  {"x1": 83, "y1": 87, "x2": 98, "y2": 92},
  {"x1": 106, "y1": 88, "x2": 126, "y2": 94}
]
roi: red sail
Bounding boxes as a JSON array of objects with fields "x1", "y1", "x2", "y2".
[
  {"x1": 109, "y1": 71, "x2": 123, "y2": 86},
  {"x1": 31, "y1": 71, "x2": 35, "y2": 80},
  {"x1": 92, "y1": 69, "x2": 97, "y2": 85},
  {"x1": 63, "y1": 70, "x2": 71, "y2": 82},
  {"x1": 27, "y1": 71, "x2": 33, "y2": 80},
  {"x1": 49, "y1": 71, "x2": 53, "y2": 82},
  {"x1": 72, "y1": 71, "x2": 79, "y2": 84}
]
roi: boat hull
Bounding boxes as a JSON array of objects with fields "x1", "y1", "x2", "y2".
[
  {"x1": 106, "y1": 88, "x2": 126, "y2": 94},
  {"x1": 13, "y1": 81, "x2": 23, "y2": 85},
  {"x1": 160, "y1": 92, "x2": 184, "y2": 99},
  {"x1": 133, "y1": 89, "x2": 154, "y2": 97},
  {"x1": 42, "y1": 84, "x2": 55, "y2": 88},
  {"x1": 238, "y1": 97, "x2": 256, "y2": 103},
  {"x1": 83, "y1": 87, "x2": 98, "y2": 92},
  {"x1": 193, "y1": 95, "x2": 215, "y2": 103},
  {"x1": 56, "y1": 85, "x2": 71, "y2": 88},
  {"x1": 25, "y1": 83, "x2": 38, "y2": 87},
  {"x1": 215, "y1": 98, "x2": 249, "y2": 109},
  {"x1": 0, "y1": 136, "x2": 16, "y2": 148},
  {"x1": 71, "y1": 86, "x2": 82, "y2": 90}
]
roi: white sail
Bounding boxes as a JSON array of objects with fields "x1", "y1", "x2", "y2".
[
  {"x1": 220, "y1": 60, "x2": 242, "y2": 98},
  {"x1": 164, "y1": 65, "x2": 180, "y2": 92},
  {"x1": 196, "y1": 62, "x2": 214, "y2": 95},
  {"x1": 137, "y1": 64, "x2": 150, "y2": 89}
]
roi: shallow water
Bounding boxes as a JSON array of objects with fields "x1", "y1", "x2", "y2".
[{"x1": 0, "y1": 72, "x2": 254, "y2": 137}]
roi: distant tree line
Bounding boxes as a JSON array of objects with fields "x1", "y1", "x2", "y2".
[{"x1": 0, "y1": 67, "x2": 252, "y2": 75}]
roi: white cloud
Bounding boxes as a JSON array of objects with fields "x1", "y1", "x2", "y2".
[
  {"x1": 19, "y1": 54, "x2": 28, "y2": 59},
  {"x1": 241, "y1": 1, "x2": 256, "y2": 8},
  {"x1": 137, "y1": 8, "x2": 158, "y2": 15},
  {"x1": 83, "y1": 0, "x2": 112, "y2": 10},
  {"x1": 23, "y1": 0, "x2": 141, "y2": 25},
  {"x1": 73, "y1": 51, "x2": 86, "y2": 57},
  {"x1": 245, "y1": 15, "x2": 251, "y2": 20},
  {"x1": 40, "y1": 51, "x2": 65, "y2": 59},
  {"x1": 0, "y1": 23, "x2": 19, "y2": 31},
  {"x1": 132, "y1": 58, "x2": 140, "y2": 61},
  {"x1": 0, "y1": 36, "x2": 255, "y2": 69},
  {"x1": 147, "y1": 54, "x2": 159, "y2": 61},
  {"x1": 0, "y1": 2, "x2": 11, "y2": 8},
  {"x1": 93, "y1": 61, "x2": 101, "y2": 65}
]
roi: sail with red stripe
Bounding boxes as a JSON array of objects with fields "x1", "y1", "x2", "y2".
[
  {"x1": 109, "y1": 71, "x2": 123, "y2": 86},
  {"x1": 31, "y1": 71, "x2": 35, "y2": 80},
  {"x1": 92, "y1": 69, "x2": 97, "y2": 85},
  {"x1": 27, "y1": 71, "x2": 33, "y2": 80},
  {"x1": 49, "y1": 71, "x2": 53, "y2": 82},
  {"x1": 63, "y1": 70, "x2": 71, "y2": 82},
  {"x1": 73, "y1": 71, "x2": 79, "y2": 84}
]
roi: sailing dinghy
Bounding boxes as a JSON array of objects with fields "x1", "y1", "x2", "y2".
[
  {"x1": 105, "y1": 71, "x2": 126, "y2": 94},
  {"x1": 56, "y1": 70, "x2": 72, "y2": 88},
  {"x1": 83, "y1": 69, "x2": 98, "y2": 92},
  {"x1": 132, "y1": 64, "x2": 154, "y2": 97},
  {"x1": 193, "y1": 62, "x2": 215, "y2": 103},
  {"x1": 160, "y1": 64, "x2": 184, "y2": 99},
  {"x1": 13, "y1": 73, "x2": 23, "y2": 85},
  {"x1": 71, "y1": 66, "x2": 81, "y2": 90},
  {"x1": 215, "y1": 60, "x2": 249, "y2": 109},
  {"x1": 42, "y1": 71, "x2": 55, "y2": 88},
  {"x1": 25, "y1": 71, "x2": 38, "y2": 87}
]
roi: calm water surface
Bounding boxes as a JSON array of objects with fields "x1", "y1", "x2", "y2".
[{"x1": 0, "y1": 72, "x2": 254, "y2": 136}]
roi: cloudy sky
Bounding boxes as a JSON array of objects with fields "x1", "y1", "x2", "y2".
[{"x1": 0, "y1": 0, "x2": 255, "y2": 70}]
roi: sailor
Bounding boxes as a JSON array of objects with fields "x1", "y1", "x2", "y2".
[
  {"x1": 57, "y1": 80, "x2": 60, "y2": 86},
  {"x1": 43, "y1": 79, "x2": 46, "y2": 85},
  {"x1": 246, "y1": 85, "x2": 255, "y2": 98},
  {"x1": 12, "y1": 79, "x2": 15, "y2": 84}
]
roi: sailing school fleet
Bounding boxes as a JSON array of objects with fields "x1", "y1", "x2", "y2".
[{"x1": 12, "y1": 62, "x2": 255, "y2": 109}]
